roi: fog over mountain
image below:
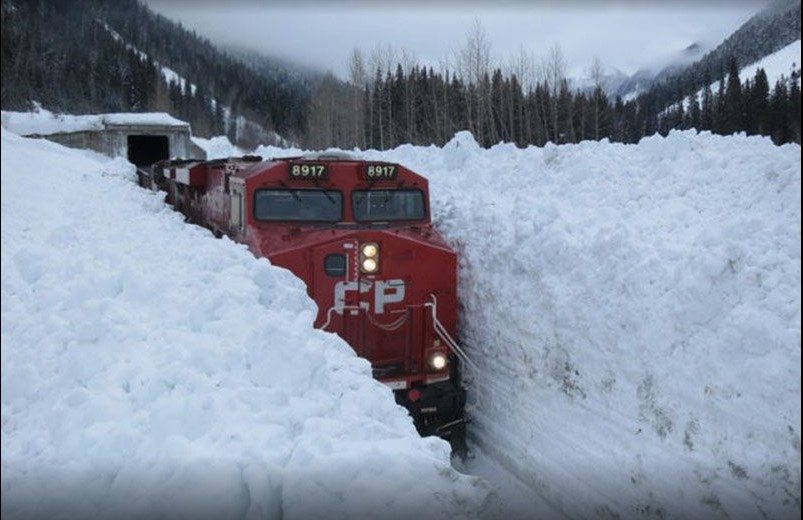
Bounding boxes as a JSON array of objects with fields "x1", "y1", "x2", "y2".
[{"x1": 610, "y1": 0, "x2": 800, "y2": 101}]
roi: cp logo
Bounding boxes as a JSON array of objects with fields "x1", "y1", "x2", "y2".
[{"x1": 334, "y1": 279, "x2": 405, "y2": 314}]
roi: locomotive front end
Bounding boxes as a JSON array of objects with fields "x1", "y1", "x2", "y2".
[
  {"x1": 151, "y1": 152, "x2": 469, "y2": 454},
  {"x1": 248, "y1": 156, "x2": 468, "y2": 452}
]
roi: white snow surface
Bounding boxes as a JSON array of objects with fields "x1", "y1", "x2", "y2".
[
  {"x1": 2, "y1": 110, "x2": 801, "y2": 520},
  {"x1": 1, "y1": 105, "x2": 187, "y2": 136},
  {"x1": 0, "y1": 129, "x2": 488, "y2": 519},
  {"x1": 191, "y1": 135, "x2": 246, "y2": 160},
  {"x1": 737, "y1": 39, "x2": 801, "y2": 87}
]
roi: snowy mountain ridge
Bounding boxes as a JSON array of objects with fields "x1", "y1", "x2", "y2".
[
  {"x1": 575, "y1": 41, "x2": 710, "y2": 99},
  {"x1": 608, "y1": 0, "x2": 800, "y2": 102},
  {"x1": 99, "y1": 21, "x2": 289, "y2": 148}
]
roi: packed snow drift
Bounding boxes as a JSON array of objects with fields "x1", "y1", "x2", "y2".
[{"x1": 2, "y1": 109, "x2": 800, "y2": 520}]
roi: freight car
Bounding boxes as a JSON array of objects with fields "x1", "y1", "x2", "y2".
[{"x1": 138, "y1": 153, "x2": 471, "y2": 454}]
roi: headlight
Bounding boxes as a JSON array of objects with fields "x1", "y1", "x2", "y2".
[
  {"x1": 360, "y1": 242, "x2": 380, "y2": 273},
  {"x1": 428, "y1": 352, "x2": 448, "y2": 371},
  {"x1": 361, "y1": 243, "x2": 378, "y2": 258},
  {"x1": 362, "y1": 257, "x2": 378, "y2": 273}
]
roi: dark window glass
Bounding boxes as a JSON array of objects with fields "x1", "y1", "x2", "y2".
[
  {"x1": 254, "y1": 189, "x2": 342, "y2": 222},
  {"x1": 324, "y1": 254, "x2": 346, "y2": 277},
  {"x1": 352, "y1": 189, "x2": 425, "y2": 222}
]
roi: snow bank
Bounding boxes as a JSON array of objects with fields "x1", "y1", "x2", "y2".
[
  {"x1": 191, "y1": 135, "x2": 244, "y2": 160},
  {"x1": 261, "y1": 129, "x2": 801, "y2": 519},
  {"x1": 0, "y1": 129, "x2": 488, "y2": 519}
]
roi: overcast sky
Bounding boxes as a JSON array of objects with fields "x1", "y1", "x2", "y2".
[{"x1": 143, "y1": 0, "x2": 766, "y2": 80}]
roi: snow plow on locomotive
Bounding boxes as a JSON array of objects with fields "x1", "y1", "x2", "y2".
[{"x1": 138, "y1": 153, "x2": 469, "y2": 453}]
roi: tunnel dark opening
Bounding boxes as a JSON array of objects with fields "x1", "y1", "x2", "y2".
[{"x1": 127, "y1": 134, "x2": 169, "y2": 167}]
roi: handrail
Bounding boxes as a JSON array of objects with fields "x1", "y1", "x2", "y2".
[
  {"x1": 321, "y1": 296, "x2": 477, "y2": 373},
  {"x1": 425, "y1": 294, "x2": 480, "y2": 374},
  {"x1": 320, "y1": 304, "x2": 408, "y2": 332}
]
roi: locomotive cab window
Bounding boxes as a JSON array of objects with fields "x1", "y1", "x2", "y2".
[
  {"x1": 254, "y1": 189, "x2": 343, "y2": 222},
  {"x1": 352, "y1": 189, "x2": 426, "y2": 222}
]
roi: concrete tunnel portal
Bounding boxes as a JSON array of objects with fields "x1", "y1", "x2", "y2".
[{"x1": 127, "y1": 134, "x2": 170, "y2": 167}]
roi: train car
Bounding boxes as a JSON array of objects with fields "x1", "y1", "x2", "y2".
[{"x1": 139, "y1": 153, "x2": 470, "y2": 453}]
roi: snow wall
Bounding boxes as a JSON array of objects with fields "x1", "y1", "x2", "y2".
[
  {"x1": 397, "y1": 131, "x2": 799, "y2": 520},
  {"x1": 261, "y1": 129, "x2": 801, "y2": 520}
]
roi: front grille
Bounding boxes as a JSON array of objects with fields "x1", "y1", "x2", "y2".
[{"x1": 372, "y1": 363, "x2": 404, "y2": 378}]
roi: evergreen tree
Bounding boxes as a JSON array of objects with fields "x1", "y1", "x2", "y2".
[
  {"x1": 723, "y1": 56, "x2": 745, "y2": 134},
  {"x1": 747, "y1": 68, "x2": 770, "y2": 135},
  {"x1": 769, "y1": 79, "x2": 790, "y2": 144},
  {"x1": 689, "y1": 90, "x2": 701, "y2": 131},
  {"x1": 789, "y1": 68, "x2": 801, "y2": 143},
  {"x1": 701, "y1": 72, "x2": 714, "y2": 131}
]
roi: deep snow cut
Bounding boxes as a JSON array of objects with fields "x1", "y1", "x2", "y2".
[{"x1": 2, "y1": 111, "x2": 801, "y2": 520}]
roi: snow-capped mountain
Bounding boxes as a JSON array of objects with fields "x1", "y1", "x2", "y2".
[
  {"x1": 591, "y1": 0, "x2": 800, "y2": 102},
  {"x1": 614, "y1": 41, "x2": 711, "y2": 101},
  {"x1": 625, "y1": 0, "x2": 800, "y2": 106}
]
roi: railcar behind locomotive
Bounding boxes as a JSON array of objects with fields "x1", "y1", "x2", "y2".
[{"x1": 139, "y1": 153, "x2": 469, "y2": 452}]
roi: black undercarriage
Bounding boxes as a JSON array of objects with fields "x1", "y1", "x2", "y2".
[{"x1": 394, "y1": 379, "x2": 468, "y2": 457}]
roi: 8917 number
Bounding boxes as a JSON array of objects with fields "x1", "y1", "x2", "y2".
[
  {"x1": 290, "y1": 163, "x2": 328, "y2": 179},
  {"x1": 364, "y1": 164, "x2": 397, "y2": 179}
]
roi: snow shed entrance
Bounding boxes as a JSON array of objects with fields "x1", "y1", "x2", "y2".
[
  {"x1": 14, "y1": 113, "x2": 206, "y2": 163},
  {"x1": 127, "y1": 134, "x2": 170, "y2": 167}
]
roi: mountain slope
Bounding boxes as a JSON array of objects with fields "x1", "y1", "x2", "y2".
[
  {"x1": 614, "y1": 41, "x2": 711, "y2": 100},
  {"x1": 0, "y1": 0, "x2": 310, "y2": 146},
  {"x1": 636, "y1": 0, "x2": 800, "y2": 110}
]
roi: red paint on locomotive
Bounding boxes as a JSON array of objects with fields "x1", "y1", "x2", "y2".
[{"x1": 140, "y1": 153, "x2": 467, "y2": 452}]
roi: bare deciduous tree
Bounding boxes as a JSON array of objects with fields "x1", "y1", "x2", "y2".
[
  {"x1": 589, "y1": 56, "x2": 604, "y2": 140},
  {"x1": 348, "y1": 47, "x2": 366, "y2": 148},
  {"x1": 457, "y1": 19, "x2": 492, "y2": 144}
]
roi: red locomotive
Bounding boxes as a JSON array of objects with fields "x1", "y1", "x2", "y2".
[{"x1": 139, "y1": 152, "x2": 469, "y2": 453}]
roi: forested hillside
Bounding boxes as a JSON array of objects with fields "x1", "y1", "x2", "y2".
[
  {"x1": 303, "y1": 0, "x2": 799, "y2": 149},
  {"x1": 631, "y1": 0, "x2": 801, "y2": 115},
  {"x1": 304, "y1": 38, "x2": 800, "y2": 150},
  {"x1": 0, "y1": 0, "x2": 309, "y2": 147}
]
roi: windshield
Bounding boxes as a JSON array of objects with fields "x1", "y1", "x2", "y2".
[
  {"x1": 352, "y1": 189, "x2": 426, "y2": 222},
  {"x1": 254, "y1": 189, "x2": 342, "y2": 222}
]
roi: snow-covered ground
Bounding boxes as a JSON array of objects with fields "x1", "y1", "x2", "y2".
[{"x1": 3, "y1": 111, "x2": 801, "y2": 520}]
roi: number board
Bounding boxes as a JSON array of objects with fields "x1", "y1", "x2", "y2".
[
  {"x1": 363, "y1": 163, "x2": 398, "y2": 180},
  {"x1": 288, "y1": 162, "x2": 329, "y2": 179}
]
